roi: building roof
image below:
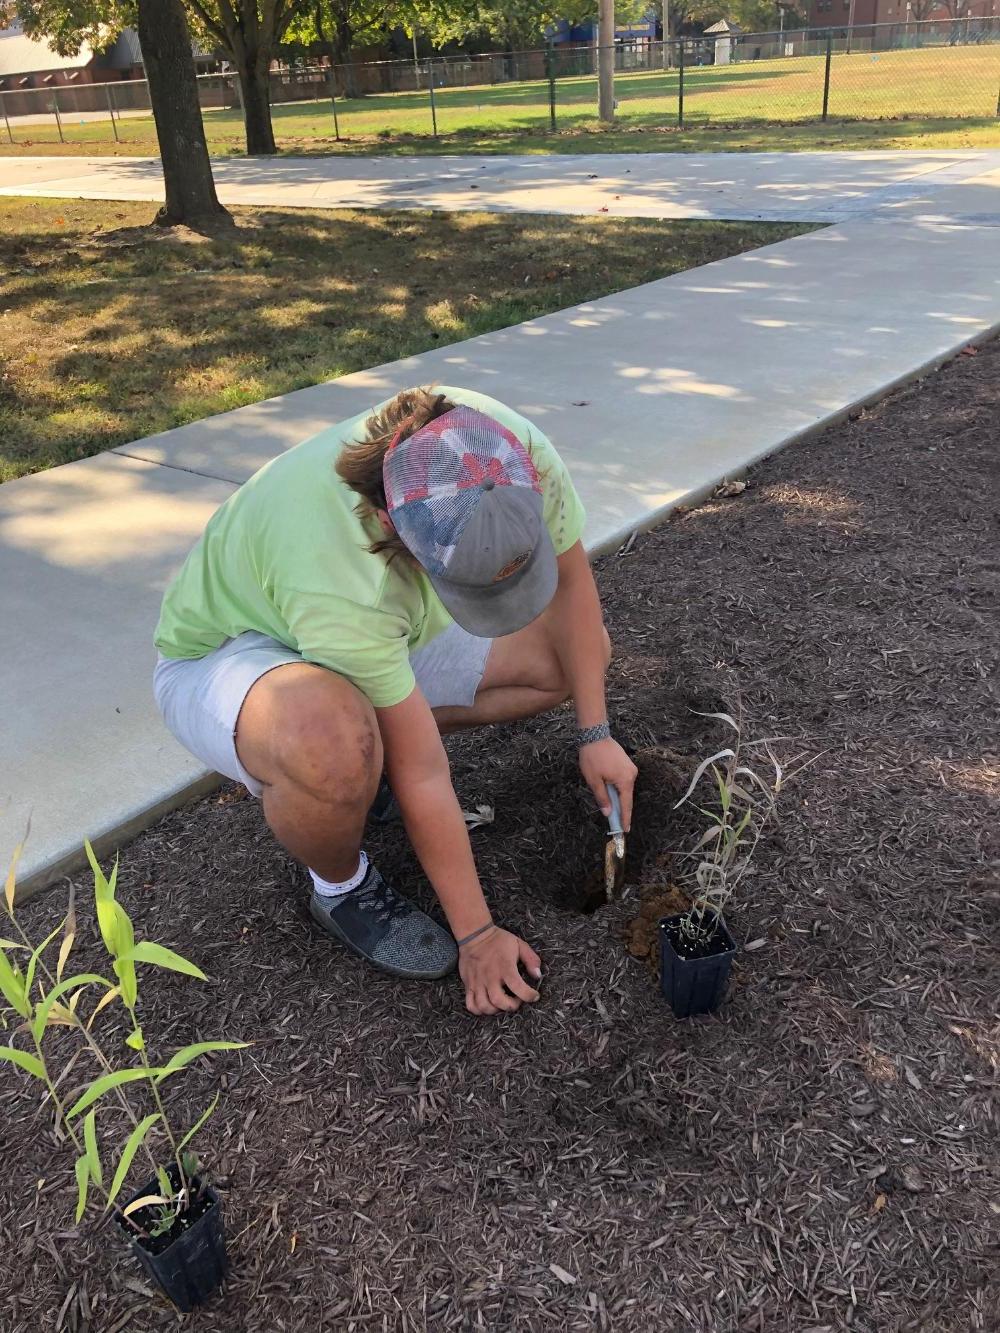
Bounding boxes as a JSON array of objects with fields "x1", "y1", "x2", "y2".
[
  {"x1": 704, "y1": 19, "x2": 743, "y2": 32},
  {"x1": 0, "y1": 22, "x2": 94, "y2": 77}
]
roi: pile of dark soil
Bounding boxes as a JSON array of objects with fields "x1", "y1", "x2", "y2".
[{"x1": 2, "y1": 341, "x2": 997, "y2": 1332}]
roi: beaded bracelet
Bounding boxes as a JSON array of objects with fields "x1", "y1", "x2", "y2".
[{"x1": 577, "y1": 721, "x2": 611, "y2": 747}]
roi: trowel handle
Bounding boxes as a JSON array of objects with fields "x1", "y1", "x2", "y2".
[{"x1": 606, "y1": 784, "x2": 624, "y2": 836}]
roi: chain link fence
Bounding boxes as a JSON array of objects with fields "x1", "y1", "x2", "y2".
[{"x1": 1, "y1": 17, "x2": 998, "y2": 149}]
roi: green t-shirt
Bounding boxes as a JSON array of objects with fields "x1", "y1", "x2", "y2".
[{"x1": 155, "y1": 387, "x2": 586, "y2": 709}]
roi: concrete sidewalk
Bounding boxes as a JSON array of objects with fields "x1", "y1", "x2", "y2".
[
  {"x1": 2, "y1": 149, "x2": 1000, "y2": 223},
  {"x1": 3, "y1": 201, "x2": 1000, "y2": 894}
]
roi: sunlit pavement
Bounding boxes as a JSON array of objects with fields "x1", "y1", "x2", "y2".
[{"x1": 2, "y1": 148, "x2": 1000, "y2": 222}]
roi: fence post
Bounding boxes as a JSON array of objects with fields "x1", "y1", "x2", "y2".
[
  {"x1": 1, "y1": 93, "x2": 13, "y2": 145},
  {"x1": 51, "y1": 88, "x2": 65, "y2": 143},
  {"x1": 677, "y1": 40, "x2": 685, "y2": 127},
  {"x1": 821, "y1": 30, "x2": 832, "y2": 121},
  {"x1": 329, "y1": 68, "x2": 341, "y2": 140},
  {"x1": 546, "y1": 44, "x2": 557, "y2": 132},
  {"x1": 105, "y1": 83, "x2": 120, "y2": 143},
  {"x1": 428, "y1": 58, "x2": 438, "y2": 137}
]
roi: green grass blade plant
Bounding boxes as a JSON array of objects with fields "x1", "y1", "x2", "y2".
[{"x1": 1, "y1": 840, "x2": 245, "y2": 1240}]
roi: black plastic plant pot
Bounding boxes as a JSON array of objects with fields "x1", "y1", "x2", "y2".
[
  {"x1": 659, "y1": 912, "x2": 737, "y2": 1019},
  {"x1": 117, "y1": 1167, "x2": 228, "y2": 1312}
]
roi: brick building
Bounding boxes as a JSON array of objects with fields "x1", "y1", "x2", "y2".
[{"x1": 806, "y1": 0, "x2": 997, "y2": 24}]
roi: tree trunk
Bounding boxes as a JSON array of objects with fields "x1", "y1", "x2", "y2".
[
  {"x1": 136, "y1": 0, "x2": 231, "y2": 230},
  {"x1": 234, "y1": 49, "x2": 277, "y2": 155}
]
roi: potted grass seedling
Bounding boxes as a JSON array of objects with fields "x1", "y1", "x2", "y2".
[
  {"x1": 0, "y1": 840, "x2": 246, "y2": 1311},
  {"x1": 660, "y1": 708, "x2": 794, "y2": 1019}
]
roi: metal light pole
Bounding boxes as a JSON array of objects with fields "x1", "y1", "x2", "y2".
[{"x1": 598, "y1": 0, "x2": 615, "y2": 121}]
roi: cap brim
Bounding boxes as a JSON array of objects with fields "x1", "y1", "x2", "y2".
[{"x1": 429, "y1": 532, "x2": 558, "y2": 639}]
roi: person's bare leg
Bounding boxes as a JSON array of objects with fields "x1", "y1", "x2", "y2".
[
  {"x1": 234, "y1": 662, "x2": 382, "y2": 881},
  {"x1": 433, "y1": 616, "x2": 611, "y2": 734}
]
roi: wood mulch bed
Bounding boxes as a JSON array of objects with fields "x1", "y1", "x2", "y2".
[{"x1": 2, "y1": 339, "x2": 998, "y2": 1332}]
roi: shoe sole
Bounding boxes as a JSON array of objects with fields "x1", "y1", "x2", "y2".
[{"x1": 308, "y1": 898, "x2": 457, "y2": 981}]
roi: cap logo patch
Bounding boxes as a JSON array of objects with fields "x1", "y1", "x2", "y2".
[{"x1": 493, "y1": 552, "x2": 530, "y2": 582}]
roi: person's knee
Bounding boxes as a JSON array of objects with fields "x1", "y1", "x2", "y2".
[{"x1": 276, "y1": 679, "x2": 382, "y2": 808}]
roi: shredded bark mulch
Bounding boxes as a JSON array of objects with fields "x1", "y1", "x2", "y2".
[{"x1": 2, "y1": 340, "x2": 998, "y2": 1333}]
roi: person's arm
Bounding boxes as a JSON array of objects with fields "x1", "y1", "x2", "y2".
[
  {"x1": 548, "y1": 540, "x2": 638, "y2": 828},
  {"x1": 376, "y1": 689, "x2": 542, "y2": 1016}
]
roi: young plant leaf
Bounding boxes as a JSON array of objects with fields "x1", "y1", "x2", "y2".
[
  {"x1": 57, "y1": 886, "x2": 76, "y2": 982},
  {"x1": 115, "y1": 941, "x2": 207, "y2": 982},
  {"x1": 0, "y1": 949, "x2": 29, "y2": 1018},
  {"x1": 83, "y1": 1107, "x2": 103, "y2": 1188},
  {"x1": 86, "y1": 984, "x2": 121, "y2": 1030},
  {"x1": 74, "y1": 1153, "x2": 90, "y2": 1223},
  {"x1": 157, "y1": 1039, "x2": 252, "y2": 1082},
  {"x1": 24, "y1": 921, "x2": 62, "y2": 999},
  {"x1": 66, "y1": 1066, "x2": 169, "y2": 1121},
  {"x1": 0, "y1": 1044, "x2": 45, "y2": 1080},
  {"x1": 673, "y1": 750, "x2": 736, "y2": 810},
  {"x1": 4, "y1": 822, "x2": 30, "y2": 917},
  {"x1": 31, "y1": 974, "x2": 111, "y2": 1044},
  {"x1": 125, "y1": 1028, "x2": 145, "y2": 1052},
  {"x1": 156, "y1": 1166, "x2": 173, "y2": 1199},
  {"x1": 692, "y1": 710, "x2": 740, "y2": 732},
  {"x1": 155, "y1": 1041, "x2": 248, "y2": 1084},
  {"x1": 121, "y1": 1193, "x2": 171, "y2": 1219},
  {"x1": 106, "y1": 1113, "x2": 161, "y2": 1208},
  {"x1": 176, "y1": 1092, "x2": 220, "y2": 1154}
]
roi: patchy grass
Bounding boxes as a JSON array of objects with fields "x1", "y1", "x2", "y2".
[
  {"x1": 1, "y1": 45, "x2": 998, "y2": 158},
  {"x1": 0, "y1": 198, "x2": 812, "y2": 482}
]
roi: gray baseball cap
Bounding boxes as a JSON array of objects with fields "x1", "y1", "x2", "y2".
[{"x1": 382, "y1": 406, "x2": 558, "y2": 638}]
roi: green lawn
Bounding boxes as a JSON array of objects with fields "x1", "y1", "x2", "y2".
[
  {"x1": 2, "y1": 44, "x2": 998, "y2": 158},
  {"x1": 0, "y1": 198, "x2": 813, "y2": 483}
]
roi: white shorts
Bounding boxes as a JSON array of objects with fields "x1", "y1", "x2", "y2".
[{"x1": 153, "y1": 624, "x2": 493, "y2": 798}]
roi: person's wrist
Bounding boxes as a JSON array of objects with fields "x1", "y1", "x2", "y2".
[
  {"x1": 577, "y1": 721, "x2": 611, "y2": 748},
  {"x1": 456, "y1": 920, "x2": 496, "y2": 950}
]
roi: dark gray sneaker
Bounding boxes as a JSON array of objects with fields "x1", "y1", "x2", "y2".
[
  {"x1": 309, "y1": 864, "x2": 457, "y2": 980},
  {"x1": 368, "y1": 775, "x2": 401, "y2": 825}
]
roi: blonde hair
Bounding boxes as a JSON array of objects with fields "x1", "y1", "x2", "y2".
[{"x1": 336, "y1": 387, "x2": 456, "y2": 561}]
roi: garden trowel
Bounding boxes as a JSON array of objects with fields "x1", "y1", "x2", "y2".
[{"x1": 603, "y1": 785, "x2": 626, "y2": 901}]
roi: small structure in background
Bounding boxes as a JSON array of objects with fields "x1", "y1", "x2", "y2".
[
  {"x1": 704, "y1": 19, "x2": 743, "y2": 65},
  {"x1": 0, "y1": 19, "x2": 141, "y2": 93}
]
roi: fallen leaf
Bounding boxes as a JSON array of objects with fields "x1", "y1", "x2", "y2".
[
  {"x1": 960, "y1": 344, "x2": 978, "y2": 356},
  {"x1": 598, "y1": 206, "x2": 609, "y2": 213},
  {"x1": 848, "y1": 1100, "x2": 878, "y2": 1118},
  {"x1": 873, "y1": 1193, "x2": 887, "y2": 1212},
  {"x1": 904, "y1": 1066, "x2": 922, "y2": 1091},
  {"x1": 572, "y1": 400, "x2": 590, "y2": 407},
  {"x1": 462, "y1": 804, "x2": 494, "y2": 829},
  {"x1": 901, "y1": 1165, "x2": 925, "y2": 1193},
  {"x1": 549, "y1": 1263, "x2": 577, "y2": 1285},
  {"x1": 290, "y1": 1231, "x2": 298, "y2": 1253},
  {"x1": 715, "y1": 478, "x2": 748, "y2": 498}
]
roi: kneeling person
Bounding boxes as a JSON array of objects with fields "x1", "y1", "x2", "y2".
[{"x1": 154, "y1": 387, "x2": 637, "y2": 1016}]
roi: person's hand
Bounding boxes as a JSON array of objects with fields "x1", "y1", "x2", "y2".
[
  {"x1": 579, "y1": 737, "x2": 638, "y2": 829},
  {"x1": 459, "y1": 927, "x2": 542, "y2": 1016}
]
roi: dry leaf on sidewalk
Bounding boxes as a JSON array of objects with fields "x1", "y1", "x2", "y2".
[{"x1": 462, "y1": 804, "x2": 494, "y2": 829}]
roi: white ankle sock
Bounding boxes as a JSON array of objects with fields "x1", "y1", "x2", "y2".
[{"x1": 310, "y1": 850, "x2": 369, "y2": 898}]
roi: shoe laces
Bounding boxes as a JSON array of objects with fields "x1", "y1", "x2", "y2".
[{"x1": 354, "y1": 873, "x2": 413, "y2": 925}]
